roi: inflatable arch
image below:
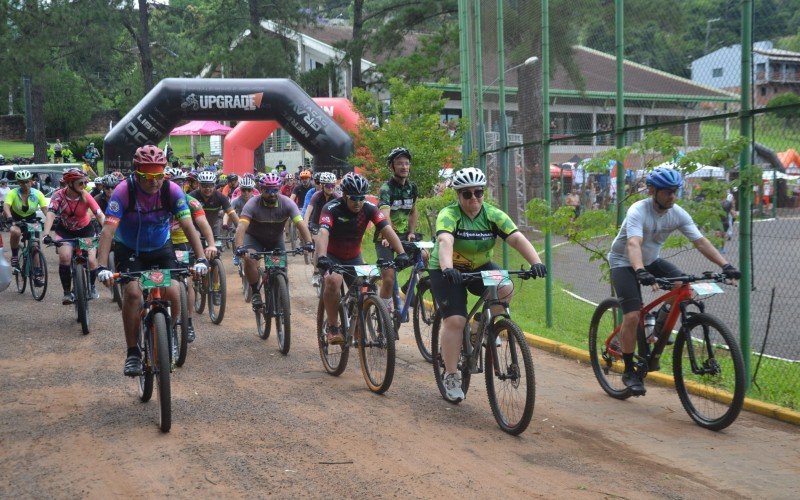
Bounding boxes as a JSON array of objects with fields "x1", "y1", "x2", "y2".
[
  {"x1": 103, "y1": 79, "x2": 353, "y2": 173},
  {"x1": 223, "y1": 97, "x2": 360, "y2": 177}
]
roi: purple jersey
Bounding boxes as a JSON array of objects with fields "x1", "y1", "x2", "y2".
[{"x1": 240, "y1": 194, "x2": 301, "y2": 248}]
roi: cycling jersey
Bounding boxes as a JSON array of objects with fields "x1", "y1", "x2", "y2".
[
  {"x1": 189, "y1": 189, "x2": 232, "y2": 232},
  {"x1": 3, "y1": 187, "x2": 47, "y2": 219},
  {"x1": 319, "y1": 199, "x2": 388, "y2": 260},
  {"x1": 301, "y1": 186, "x2": 316, "y2": 216},
  {"x1": 231, "y1": 195, "x2": 248, "y2": 215},
  {"x1": 93, "y1": 191, "x2": 110, "y2": 212},
  {"x1": 48, "y1": 188, "x2": 101, "y2": 232},
  {"x1": 280, "y1": 184, "x2": 294, "y2": 197},
  {"x1": 292, "y1": 183, "x2": 313, "y2": 207},
  {"x1": 307, "y1": 190, "x2": 340, "y2": 226},
  {"x1": 106, "y1": 180, "x2": 190, "y2": 253},
  {"x1": 170, "y1": 195, "x2": 206, "y2": 245},
  {"x1": 374, "y1": 178, "x2": 417, "y2": 241},
  {"x1": 240, "y1": 194, "x2": 301, "y2": 249},
  {"x1": 429, "y1": 203, "x2": 518, "y2": 271}
]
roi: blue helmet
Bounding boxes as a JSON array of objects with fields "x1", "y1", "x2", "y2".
[{"x1": 646, "y1": 167, "x2": 683, "y2": 189}]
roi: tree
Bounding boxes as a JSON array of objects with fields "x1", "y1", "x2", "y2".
[{"x1": 766, "y1": 92, "x2": 800, "y2": 126}]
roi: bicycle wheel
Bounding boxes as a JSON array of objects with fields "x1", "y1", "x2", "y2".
[
  {"x1": 193, "y1": 275, "x2": 206, "y2": 314},
  {"x1": 29, "y1": 246, "x2": 47, "y2": 301},
  {"x1": 275, "y1": 274, "x2": 291, "y2": 355},
  {"x1": 672, "y1": 313, "x2": 745, "y2": 431},
  {"x1": 431, "y1": 311, "x2": 471, "y2": 404},
  {"x1": 588, "y1": 298, "x2": 632, "y2": 400},
  {"x1": 241, "y1": 264, "x2": 252, "y2": 303},
  {"x1": 485, "y1": 319, "x2": 535, "y2": 435},
  {"x1": 207, "y1": 258, "x2": 226, "y2": 324},
  {"x1": 73, "y1": 263, "x2": 90, "y2": 335},
  {"x1": 357, "y1": 295, "x2": 396, "y2": 394},
  {"x1": 15, "y1": 250, "x2": 27, "y2": 293},
  {"x1": 412, "y1": 276, "x2": 436, "y2": 363},
  {"x1": 175, "y1": 282, "x2": 189, "y2": 367},
  {"x1": 138, "y1": 323, "x2": 154, "y2": 403},
  {"x1": 152, "y1": 311, "x2": 172, "y2": 433},
  {"x1": 109, "y1": 251, "x2": 122, "y2": 309},
  {"x1": 316, "y1": 294, "x2": 349, "y2": 376}
]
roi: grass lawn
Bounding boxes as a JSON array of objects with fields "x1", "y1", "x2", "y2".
[
  {"x1": 0, "y1": 139, "x2": 34, "y2": 158},
  {"x1": 701, "y1": 120, "x2": 799, "y2": 153}
]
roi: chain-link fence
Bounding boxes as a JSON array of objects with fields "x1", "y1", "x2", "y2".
[{"x1": 458, "y1": 0, "x2": 800, "y2": 408}]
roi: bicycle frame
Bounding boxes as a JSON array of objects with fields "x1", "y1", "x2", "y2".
[
  {"x1": 330, "y1": 265, "x2": 389, "y2": 347},
  {"x1": 390, "y1": 239, "x2": 433, "y2": 323},
  {"x1": 461, "y1": 284, "x2": 512, "y2": 373}
]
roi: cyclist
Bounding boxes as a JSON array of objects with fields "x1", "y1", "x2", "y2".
[
  {"x1": 96, "y1": 145, "x2": 210, "y2": 377},
  {"x1": 290, "y1": 170, "x2": 314, "y2": 208},
  {"x1": 229, "y1": 175, "x2": 258, "y2": 267},
  {"x1": 0, "y1": 178, "x2": 9, "y2": 204},
  {"x1": 280, "y1": 173, "x2": 295, "y2": 198},
  {"x1": 83, "y1": 142, "x2": 99, "y2": 169},
  {"x1": 190, "y1": 170, "x2": 239, "y2": 237},
  {"x1": 608, "y1": 167, "x2": 740, "y2": 396},
  {"x1": 233, "y1": 172, "x2": 314, "y2": 310},
  {"x1": 300, "y1": 172, "x2": 321, "y2": 217},
  {"x1": 428, "y1": 167, "x2": 546, "y2": 402},
  {"x1": 185, "y1": 170, "x2": 200, "y2": 194},
  {"x1": 93, "y1": 176, "x2": 119, "y2": 213},
  {"x1": 315, "y1": 172, "x2": 410, "y2": 345},
  {"x1": 3, "y1": 170, "x2": 49, "y2": 284},
  {"x1": 303, "y1": 171, "x2": 339, "y2": 287},
  {"x1": 375, "y1": 147, "x2": 420, "y2": 312},
  {"x1": 42, "y1": 168, "x2": 105, "y2": 303},
  {"x1": 221, "y1": 173, "x2": 239, "y2": 199}
]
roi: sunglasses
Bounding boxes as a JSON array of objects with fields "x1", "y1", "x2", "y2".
[
  {"x1": 459, "y1": 189, "x2": 484, "y2": 200},
  {"x1": 263, "y1": 188, "x2": 280, "y2": 194},
  {"x1": 323, "y1": 183, "x2": 335, "y2": 189},
  {"x1": 135, "y1": 171, "x2": 165, "y2": 181},
  {"x1": 200, "y1": 183, "x2": 216, "y2": 188},
  {"x1": 240, "y1": 188, "x2": 253, "y2": 193},
  {"x1": 348, "y1": 195, "x2": 366, "y2": 202},
  {"x1": 74, "y1": 181, "x2": 87, "y2": 186}
]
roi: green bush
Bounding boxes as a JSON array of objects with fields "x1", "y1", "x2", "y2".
[{"x1": 68, "y1": 134, "x2": 104, "y2": 162}]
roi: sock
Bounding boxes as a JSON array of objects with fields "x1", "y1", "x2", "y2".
[
  {"x1": 623, "y1": 353, "x2": 635, "y2": 373},
  {"x1": 187, "y1": 317, "x2": 193, "y2": 326},
  {"x1": 90, "y1": 269, "x2": 97, "y2": 287},
  {"x1": 59, "y1": 264, "x2": 72, "y2": 292},
  {"x1": 250, "y1": 283, "x2": 260, "y2": 294},
  {"x1": 12, "y1": 248, "x2": 18, "y2": 257},
  {"x1": 127, "y1": 346, "x2": 141, "y2": 358}
]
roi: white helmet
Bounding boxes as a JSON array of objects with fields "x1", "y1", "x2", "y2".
[
  {"x1": 450, "y1": 167, "x2": 486, "y2": 189},
  {"x1": 239, "y1": 176, "x2": 256, "y2": 189},
  {"x1": 319, "y1": 171, "x2": 336, "y2": 184},
  {"x1": 198, "y1": 170, "x2": 217, "y2": 184}
]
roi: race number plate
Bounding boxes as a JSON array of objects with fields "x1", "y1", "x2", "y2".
[
  {"x1": 691, "y1": 282, "x2": 724, "y2": 296},
  {"x1": 355, "y1": 265, "x2": 380, "y2": 277},
  {"x1": 175, "y1": 250, "x2": 190, "y2": 264},
  {"x1": 264, "y1": 254, "x2": 287, "y2": 268},
  {"x1": 481, "y1": 270, "x2": 510, "y2": 286},
  {"x1": 78, "y1": 238, "x2": 97, "y2": 250},
  {"x1": 140, "y1": 270, "x2": 172, "y2": 289},
  {"x1": 26, "y1": 222, "x2": 42, "y2": 233}
]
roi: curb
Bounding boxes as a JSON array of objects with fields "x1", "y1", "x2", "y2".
[{"x1": 522, "y1": 331, "x2": 800, "y2": 427}]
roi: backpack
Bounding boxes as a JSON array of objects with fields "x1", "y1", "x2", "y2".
[{"x1": 124, "y1": 176, "x2": 176, "y2": 214}]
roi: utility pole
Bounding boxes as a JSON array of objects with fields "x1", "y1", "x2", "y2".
[{"x1": 705, "y1": 18, "x2": 721, "y2": 54}]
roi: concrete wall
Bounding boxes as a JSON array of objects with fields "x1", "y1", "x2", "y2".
[{"x1": 0, "y1": 115, "x2": 25, "y2": 140}]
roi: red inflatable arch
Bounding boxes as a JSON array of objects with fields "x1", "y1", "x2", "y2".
[{"x1": 223, "y1": 97, "x2": 360, "y2": 176}]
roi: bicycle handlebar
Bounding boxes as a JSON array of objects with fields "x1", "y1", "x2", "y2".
[
  {"x1": 655, "y1": 272, "x2": 730, "y2": 289},
  {"x1": 112, "y1": 268, "x2": 191, "y2": 283},
  {"x1": 459, "y1": 269, "x2": 539, "y2": 282},
  {"x1": 248, "y1": 247, "x2": 306, "y2": 258}
]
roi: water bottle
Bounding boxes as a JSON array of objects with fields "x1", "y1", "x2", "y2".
[
  {"x1": 644, "y1": 312, "x2": 658, "y2": 344},
  {"x1": 654, "y1": 304, "x2": 671, "y2": 339}
]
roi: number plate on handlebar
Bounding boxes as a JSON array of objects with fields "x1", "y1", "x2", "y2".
[
  {"x1": 26, "y1": 222, "x2": 42, "y2": 232},
  {"x1": 78, "y1": 238, "x2": 97, "y2": 250},
  {"x1": 140, "y1": 270, "x2": 172, "y2": 289},
  {"x1": 414, "y1": 241, "x2": 434, "y2": 249},
  {"x1": 265, "y1": 254, "x2": 287, "y2": 268},
  {"x1": 355, "y1": 265, "x2": 380, "y2": 277},
  {"x1": 691, "y1": 282, "x2": 724, "y2": 296},
  {"x1": 481, "y1": 270, "x2": 509, "y2": 286},
  {"x1": 175, "y1": 250, "x2": 190, "y2": 264}
]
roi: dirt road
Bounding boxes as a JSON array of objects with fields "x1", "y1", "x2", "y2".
[{"x1": 1, "y1": 251, "x2": 798, "y2": 498}]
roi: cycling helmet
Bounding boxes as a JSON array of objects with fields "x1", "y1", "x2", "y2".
[
  {"x1": 15, "y1": 169, "x2": 33, "y2": 181},
  {"x1": 88, "y1": 142, "x2": 95, "y2": 147},
  {"x1": 94, "y1": 176, "x2": 103, "y2": 184},
  {"x1": 198, "y1": 170, "x2": 217, "y2": 184},
  {"x1": 187, "y1": 170, "x2": 199, "y2": 180},
  {"x1": 313, "y1": 172, "x2": 321, "y2": 183},
  {"x1": 450, "y1": 167, "x2": 487, "y2": 189},
  {"x1": 299, "y1": 170, "x2": 312, "y2": 180},
  {"x1": 62, "y1": 168, "x2": 86, "y2": 184},
  {"x1": 646, "y1": 167, "x2": 683, "y2": 190},
  {"x1": 285, "y1": 173, "x2": 295, "y2": 181},
  {"x1": 132, "y1": 144, "x2": 167, "y2": 167},
  {"x1": 239, "y1": 176, "x2": 256, "y2": 189},
  {"x1": 101, "y1": 175, "x2": 120, "y2": 189},
  {"x1": 227, "y1": 173, "x2": 238, "y2": 182},
  {"x1": 278, "y1": 170, "x2": 287, "y2": 178},
  {"x1": 387, "y1": 147, "x2": 412, "y2": 166},
  {"x1": 341, "y1": 172, "x2": 369, "y2": 195},
  {"x1": 171, "y1": 170, "x2": 187, "y2": 181},
  {"x1": 260, "y1": 172, "x2": 281, "y2": 188},
  {"x1": 319, "y1": 171, "x2": 336, "y2": 184}
]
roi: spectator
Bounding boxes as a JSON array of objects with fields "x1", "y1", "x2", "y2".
[
  {"x1": 53, "y1": 139, "x2": 63, "y2": 163},
  {"x1": 565, "y1": 189, "x2": 581, "y2": 218}
]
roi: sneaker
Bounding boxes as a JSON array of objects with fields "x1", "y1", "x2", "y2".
[
  {"x1": 311, "y1": 273, "x2": 321, "y2": 288},
  {"x1": 233, "y1": 254, "x2": 240, "y2": 267},
  {"x1": 443, "y1": 372, "x2": 465, "y2": 402},
  {"x1": 325, "y1": 324, "x2": 345, "y2": 345},
  {"x1": 187, "y1": 324, "x2": 196, "y2": 343},
  {"x1": 10, "y1": 256, "x2": 19, "y2": 269},
  {"x1": 89, "y1": 286, "x2": 100, "y2": 300},
  {"x1": 622, "y1": 371, "x2": 646, "y2": 396},
  {"x1": 124, "y1": 354, "x2": 143, "y2": 377},
  {"x1": 62, "y1": 292, "x2": 75, "y2": 305},
  {"x1": 211, "y1": 291, "x2": 222, "y2": 306},
  {"x1": 251, "y1": 293, "x2": 263, "y2": 311}
]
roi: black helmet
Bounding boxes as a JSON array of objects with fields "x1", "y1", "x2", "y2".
[
  {"x1": 341, "y1": 172, "x2": 370, "y2": 195},
  {"x1": 387, "y1": 147, "x2": 412, "y2": 167}
]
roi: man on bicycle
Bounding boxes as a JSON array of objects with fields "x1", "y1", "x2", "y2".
[
  {"x1": 95, "y1": 145, "x2": 210, "y2": 377},
  {"x1": 303, "y1": 171, "x2": 339, "y2": 287},
  {"x1": 375, "y1": 147, "x2": 420, "y2": 313},
  {"x1": 190, "y1": 170, "x2": 240, "y2": 237},
  {"x1": 42, "y1": 168, "x2": 105, "y2": 304},
  {"x1": 3, "y1": 170, "x2": 49, "y2": 285},
  {"x1": 429, "y1": 167, "x2": 546, "y2": 402},
  {"x1": 290, "y1": 170, "x2": 313, "y2": 208},
  {"x1": 233, "y1": 172, "x2": 314, "y2": 310},
  {"x1": 608, "y1": 167, "x2": 740, "y2": 396},
  {"x1": 315, "y1": 172, "x2": 410, "y2": 345}
]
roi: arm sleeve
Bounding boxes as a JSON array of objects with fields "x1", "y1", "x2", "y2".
[
  {"x1": 378, "y1": 183, "x2": 391, "y2": 209},
  {"x1": 85, "y1": 193, "x2": 101, "y2": 214},
  {"x1": 624, "y1": 204, "x2": 645, "y2": 239},
  {"x1": 319, "y1": 206, "x2": 334, "y2": 231},
  {"x1": 369, "y1": 204, "x2": 389, "y2": 232},
  {"x1": 435, "y1": 206, "x2": 457, "y2": 236},
  {"x1": 170, "y1": 185, "x2": 191, "y2": 220},
  {"x1": 677, "y1": 206, "x2": 704, "y2": 241},
  {"x1": 36, "y1": 190, "x2": 47, "y2": 208},
  {"x1": 489, "y1": 206, "x2": 518, "y2": 239},
  {"x1": 188, "y1": 197, "x2": 206, "y2": 220}
]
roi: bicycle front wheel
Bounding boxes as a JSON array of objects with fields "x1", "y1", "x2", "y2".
[
  {"x1": 73, "y1": 263, "x2": 90, "y2": 335},
  {"x1": 357, "y1": 295, "x2": 396, "y2": 394},
  {"x1": 672, "y1": 313, "x2": 745, "y2": 431},
  {"x1": 153, "y1": 311, "x2": 172, "y2": 433},
  {"x1": 275, "y1": 275, "x2": 291, "y2": 355},
  {"x1": 431, "y1": 311, "x2": 471, "y2": 403},
  {"x1": 412, "y1": 276, "x2": 436, "y2": 363},
  {"x1": 14, "y1": 251, "x2": 27, "y2": 293},
  {"x1": 485, "y1": 319, "x2": 535, "y2": 435},
  {"x1": 109, "y1": 250, "x2": 122, "y2": 309},
  {"x1": 29, "y1": 247, "x2": 47, "y2": 301},
  {"x1": 193, "y1": 276, "x2": 206, "y2": 314},
  {"x1": 175, "y1": 282, "x2": 189, "y2": 367},
  {"x1": 138, "y1": 323, "x2": 154, "y2": 403},
  {"x1": 588, "y1": 298, "x2": 632, "y2": 400},
  {"x1": 207, "y1": 258, "x2": 226, "y2": 324},
  {"x1": 316, "y1": 294, "x2": 349, "y2": 376}
]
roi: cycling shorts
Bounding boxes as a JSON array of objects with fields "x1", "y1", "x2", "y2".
[
  {"x1": 242, "y1": 233, "x2": 285, "y2": 254},
  {"x1": 54, "y1": 223, "x2": 97, "y2": 245},
  {"x1": 428, "y1": 261, "x2": 501, "y2": 319},
  {"x1": 114, "y1": 242, "x2": 178, "y2": 274},
  {"x1": 610, "y1": 259, "x2": 682, "y2": 314}
]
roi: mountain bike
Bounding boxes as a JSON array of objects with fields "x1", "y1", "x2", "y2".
[
  {"x1": 172, "y1": 249, "x2": 192, "y2": 367},
  {"x1": 108, "y1": 246, "x2": 123, "y2": 309},
  {"x1": 49, "y1": 236, "x2": 98, "y2": 335},
  {"x1": 114, "y1": 267, "x2": 189, "y2": 433},
  {"x1": 12, "y1": 218, "x2": 48, "y2": 301},
  {"x1": 316, "y1": 262, "x2": 397, "y2": 394},
  {"x1": 194, "y1": 236, "x2": 230, "y2": 324},
  {"x1": 431, "y1": 269, "x2": 537, "y2": 435},
  {"x1": 249, "y1": 247, "x2": 305, "y2": 354},
  {"x1": 589, "y1": 272, "x2": 746, "y2": 431}
]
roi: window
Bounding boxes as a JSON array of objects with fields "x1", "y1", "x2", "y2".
[
  {"x1": 712, "y1": 68, "x2": 723, "y2": 78},
  {"x1": 760, "y1": 87, "x2": 767, "y2": 96}
]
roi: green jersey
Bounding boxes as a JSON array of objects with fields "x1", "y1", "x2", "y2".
[
  {"x1": 373, "y1": 177, "x2": 417, "y2": 241},
  {"x1": 430, "y1": 203, "x2": 518, "y2": 271}
]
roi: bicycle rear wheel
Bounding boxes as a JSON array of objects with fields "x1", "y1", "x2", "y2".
[
  {"x1": 357, "y1": 295, "x2": 396, "y2": 394},
  {"x1": 588, "y1": 298, "x2": 632, "y2": 400},
  {"x1": 207, "y1": 258, "x2": 226, "y2": 324},
  {"x1": 138, "y1": 323, "x2": 154, "y2": 403},
  {"x1": 153, "y1": 311, "x2": 172, "y2": 433},
  {"x1": 485, "y1": 319, "x2": 535, "y2": 435},
  {"x1": 29, "y1": 247, "x2": 47, "y2": 301},
  {"x1": 431, "y1": 311, "x2": 471, "y2": 403},
  {"x1": 15, "y1": 251, "x2": 27, "y2": 293},
  {"x1": 193, "y1": 276, "x2": 206, "y2": 314},
  {"x1": 316, "y1": 293, "x2": 349, "y2": 376},
  {"x1": 240, "y1": 263, "x2": 252, "y2": 303},
  {"x1": 672, "y1": 313, "x2": 745, "y2": 431},
  {"x1": 73, "y1": 263, "x2": 90, "y2": 335},
  {"x1": 275, "y1": 275, "x2": 291, "y2": 355},
  {"x1": 412, "y1": 276, "x2": 436, "y2": 363},
  {"x1": 175, "y1": 281, "x2": 189, "y2": 367},
  {"x1": 109, "y1": 251, "x2": 122, "y2": 309}
]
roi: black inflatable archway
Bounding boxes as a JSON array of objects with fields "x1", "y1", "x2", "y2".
[{"x1": 103, "y1": 78, "x2": 353, "y2": 172}]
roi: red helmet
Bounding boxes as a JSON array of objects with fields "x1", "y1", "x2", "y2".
[
  {"x1": 132, "y1": 145, "x2": 167, "y2": 167},
  {"x1": 62, "y1": 168, "x2": 86, "y2": 184}
]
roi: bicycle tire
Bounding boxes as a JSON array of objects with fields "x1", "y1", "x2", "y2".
[
  {"x1": 109, "y1": 251, "x2": 122, "y2": 309},
  {"x1": 431, "y1": 311, "x2": 471, "y2": 404},
  {"x1": 412, "y1": 276, "x2": 436, "y2": 363},
  {"x1": 175, "y1": 281, "x2": 189, "y2": 367},
  {"x1": 672, "y1": 313, "x2": 745, "y2": 431},
  {"x1": 29, "y1": 246, "x2": 47, "y2": 301},
  {"x1": 153, "y1": 311, "x2": 172, "y2": 433},
  {"x1": 275, "y1": 274, "x2": 291, "y2": 355},
  {"x1": 357, "y1": 295, "x2": 396, "y2": 394},
  {"x1": 485, "y1": 319, "x2": 535, "y2": 435},
  {"x1": 73, "y1": 263, "x2": 90, "y2": 335},
  {"x1": 138, "y1": 323, "x2": 154, "y2": 403},
  {"x1": 193, "y1": 275, "x2": 206, "y2": 314},
  {"x1": 207, "y1": 258, "x2": 226, "y2": 324},
  {"x1": 15, "y1": 250, "x2": 27, "y2": 293},
  {"x1": 316, "y1": 293, "x2": 349, "y2": 376},
  {"x1": 588, "y1": 298, "x2": 633, "y2": 400}
]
